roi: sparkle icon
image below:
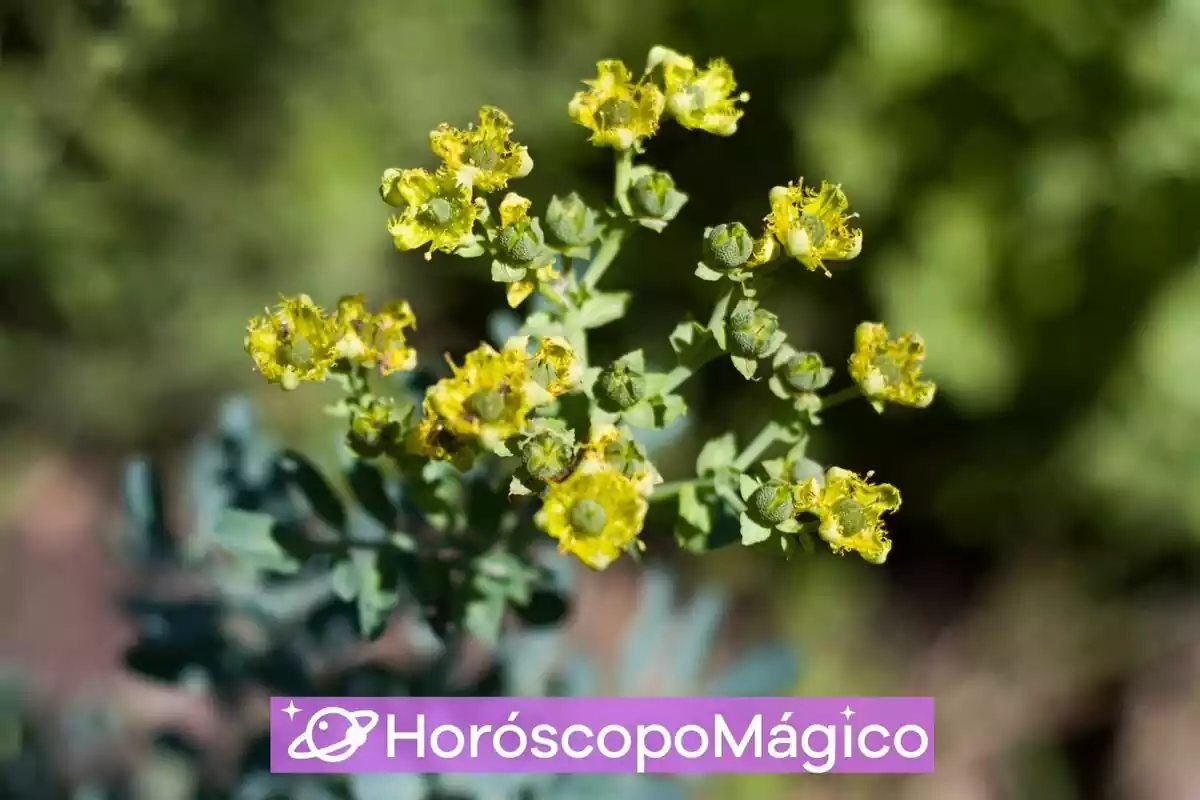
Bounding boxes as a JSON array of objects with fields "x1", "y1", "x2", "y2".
[
  {"x1": 841, "y1": 705, "x2": 856, "y2": 720},
  {"x1": 282, "y1": 701, "x2": 301, "y2": 720},
  {"x1": 287, "y1": 706, "x2": 379, "y2": 764}
]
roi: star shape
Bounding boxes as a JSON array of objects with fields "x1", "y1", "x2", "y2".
[
  {"x1": 282, "y1": 701, "x2": 301, "y2": 720},
  {"x1": 840, "y1": 705, "x2": 855, "y2": 720}
]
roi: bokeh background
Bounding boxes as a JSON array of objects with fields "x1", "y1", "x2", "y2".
[{"x1": 3, "y1": 0, "x2": 1200, "y2": 797}]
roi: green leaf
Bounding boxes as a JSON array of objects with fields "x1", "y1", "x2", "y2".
[
  {"x1": 615, "y1": 349, "x2": 646, "y2": 373},
  {"x1": 739, "y1": 512, "x2": 772, "y2": 545},
  {"x1": 346, "y1": 459, "x2": 397, "y2": 531},
  {"x1": 213, "y1": 509, "x2": 299, "y2": 574},
  {"x1": 669, "y1": 320, "x2": 721, "y2": 371},
  {"x1": 623, "y1": 392, "x2": 687, "y2": 430},
  {"x1": 694, "y1": 262, "x2": 724, "y2": 281},
  {"x1": 331, "y1": 560, "x2": 358, "y2": 601},
  {"x1": 408, "y1": 461, "x2": 466, "y2": 532},
  {"x1": 730, "y1": 355, "x2": 759, "y2": 380},
  {"x1": 696, "y1": 433, "x2": 737, "y2": 476},
  {"x1": 575, "y1": 291, "x2": 630, "y2": 329},
  {"x1": 678, "y1": 483, "x2": 713, "y2": 534},
  {"x1": 739, "y1": 473, "x2": 760, "y2": 501},
  {"x1": 351, "y1": 549, "x2": 396, "y2": 636},
  {"x1": 464, "y1": 593, "x2": 507, "y2": 647},
  {"x1": 491, "y1": 259, "x2": 528, "y2": 283},
  {"x1": 276, "y1": 450, "x2": 347, "y2": 532},
  {"x1": 708, "y1": 287, "x2": 734, "y2": 350},
  {"x1": 520, "y1": 311, "x2": 565, "y2": 339}
]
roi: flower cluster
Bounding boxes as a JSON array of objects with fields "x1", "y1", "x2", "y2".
[
  {"x1": 245, "y1": 293, "x2": 417, "y2": 390},
  {"x1": 382, "y1": 106, "x2": 532, "y2": 261},
  {"x1": 244, "y1": 45, "x2": 937, "y2": 571}
]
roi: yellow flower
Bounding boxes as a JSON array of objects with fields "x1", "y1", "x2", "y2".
[
  {"x1": 579, "y1": 423, "x2": 662, "y2": 496},
  {"x1": 815, "y1": 467, "x2": 900, "y2": 564},
  {"x1": 409, "y1": 404, "x2": 478, "y2": 471},
  {"x1": 848, "y1": 322, "x2": 937, "y2": 412},
  {"x1": 384, "y1": 167, "x2": 479, "y2": 260},
  {"x1": 530, "y1": 336, "x2": 580, "y2": 397},
  {"x1": 535, "y1": 463, "x2": 648, "y2": 570},
  {"x1": 422, "y1": 336, "x2": 546, "y2": 453},
  {"x1": 649, "y1": 46, "x2": 749, "y2": 136},
  {"x1": 765, "y1": 180, "x2": 863, "y2": 275},
  {"x1": 569, "y1": 60, "x2": 665, "y2": 150},
  {"x1": 244, "y1": 294, "x2": 336, "y2": 390},
  {"x1": 329, "y1": 294, "x2": 418, "y2": 376},
  {"x1": 430, "y1": 106, "x2": 533, "y2": 192}
]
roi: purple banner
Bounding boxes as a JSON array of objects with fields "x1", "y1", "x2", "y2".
[{"x1": 270, "y1": 696, "x2": 934, "y2": 774}]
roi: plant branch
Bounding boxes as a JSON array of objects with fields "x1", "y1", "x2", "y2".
[
  {"x1": 820, "y1": 385, "x2": 862, "y2": 411},
  {"x1": 733, "y1": 421, "x2": 786, "y2": 470}
]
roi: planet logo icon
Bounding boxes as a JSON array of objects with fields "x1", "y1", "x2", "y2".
[{"x1": 287, "y1": 706, "x2": 380, "y2": 763}]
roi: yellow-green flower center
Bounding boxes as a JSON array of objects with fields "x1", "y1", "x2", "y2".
[
  {"x1": 832, "y1": 497, "x2": 867, "y2": 535},
  {"x1": 466, "y1": 142, "x2": 499, "y2": 171},
  {"x1": 597, "y1": 98, "x2": 635, "y2": 127},
  {"x1": 422, "y1": 197, "x2": 454, "y2": 227},
  {"x1": 872, "y1": 354, "x2": 904, "y2": 384},
  {"x1": 569, "y1": 498, "x2": 607, "y2": 536},
  {"x1": 530, "y1": 359, "x2": 558, "y2": 389},
  {"x1": 798, "y1": 212, "x2": 828, "y2": 248},
  {"x1": 466, "y1": 388, "x2": 506, "y2": 422},
  {"x1": 278, "y1": 329, "x2": 316, "y2": 365}
]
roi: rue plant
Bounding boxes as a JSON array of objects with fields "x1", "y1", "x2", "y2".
[{"x1": 243, "y1": 45, "x2": 936, "y2": 595}]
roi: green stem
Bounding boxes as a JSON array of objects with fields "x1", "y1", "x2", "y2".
[
  {"x1": 614, "y1": 148, "x2": 634, "y2": 216},
  {"x1": 581, "y1": 226, "x2": 626, "y2": 291},
  {"x1": 651, "y1": 478, "x2": 713, "y2": 502},
  {"x1": 733, "y1": 421, "x2": 786, "y2": 470},
  {"x1": 820, "y1": 385, "x2": 862, "y2": 411}
]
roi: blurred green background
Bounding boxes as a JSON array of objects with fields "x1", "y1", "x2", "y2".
[{"x1": 3, "y1": 0, "x2": 1200, "y2": 796}]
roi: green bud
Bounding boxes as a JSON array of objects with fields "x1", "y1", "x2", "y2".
[
  {"x1": 546, "y1": 193, "x2": 602, "y2": 247},
  {"x1": 630, "y1": 171, "x2": 687, "y2": 221},
  {"x1": 751, "y1": 480, "x2": 795, "y2": 525},
  {"x1": 570, "y1": 498, "x2": 608, "y2": 535},
  {"x1": 595, "y1": 362, "x2": 647, "y2": 410},
  {"x1": 729, "y1": 302, "x2": 781, "y2": 358},
  {"x1": 380, "y1": 168, "x2": 406, "y2": 207},
  {"x1": 604, "y1": 435, "x2": 649, "y2": 479},
  {"x1": 704, "y1": 223, "x2": 755, "y2": 269},
  {"x1": 781, "y1": 352, "x2": 832, "y2": 392},
  {"x1": 498, "y1": 218, "x2": 545, "y2": 263},
  {"x1": 521, "y1": 431, "x2": 574, "y2": 482}
]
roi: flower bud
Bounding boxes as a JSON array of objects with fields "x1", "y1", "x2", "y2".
[
  {"x1": 780, "y1": 352, "x2": 832, "y2": 392},
  {"x1": 630, "y1": 171, "x2": 687, "y2": 221},
  {"x1": 380, "y1": 168, "x2": 406, "y2": 207},
  {"x1": 729, "y1": 302, "x2": 782, "y2": 358},
  {"x1": 498, "y1": 218, "x2": 545, "y2": 264},
  {"x1": 704, "y1": 223, "x2": 755, "y2": 269},
  {"x1": 595, "y1": 361, "x2": 647, "y2": 410},
  {"x1": 751, "y1": 480, "x2": 795, "y2": 525},
  {"x1": 521, "y1": 430, "x2": 575, "y2": 482},
  {"x1": 603, "y1": 435, "x2": 649, "y2": 480},
  {"x1": 545, "y1": 193, "x2": 602, "y2": 247}
]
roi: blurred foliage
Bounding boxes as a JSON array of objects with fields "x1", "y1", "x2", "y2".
[
  {"x1": 5, "y1": 0, "x2": 1200, "y2": 797},
  {"x1": 0, "y1": 396, "x2": 797, "y2": 798}
]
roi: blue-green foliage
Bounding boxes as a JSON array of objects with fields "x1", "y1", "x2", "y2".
[{"x1": 0, "y1": 397, "x2": 799, "y2": 799}]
